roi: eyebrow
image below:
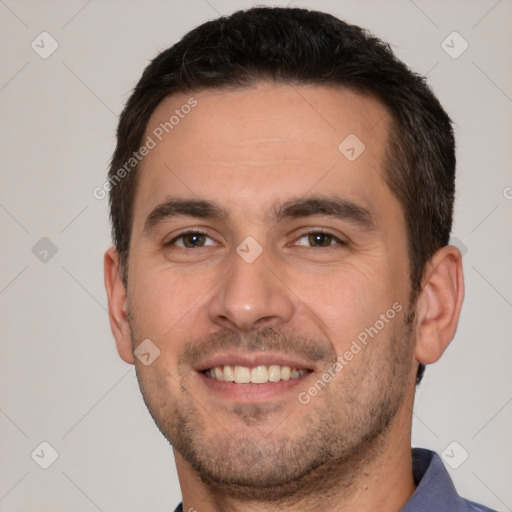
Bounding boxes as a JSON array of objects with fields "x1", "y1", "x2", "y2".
[
  {"x1": 143, "y1": 199, "x2": 228, "y2": 235},
  {"x1": 143, "y1": 195, "x2": 377, "y2": 235},
  {"x1": 273, "y1": 196, "x2": 376, "y2": 232}
]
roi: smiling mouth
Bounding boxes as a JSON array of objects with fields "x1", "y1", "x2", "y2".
[{"x1": 203, "y1": 364, "x2": 312, "y2": 384}]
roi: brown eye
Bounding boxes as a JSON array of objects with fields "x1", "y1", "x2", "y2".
[
  {"x1": 182, "y1": 233, "x2": 206, "y2": 248},
  {"x1": 307, "y1": 233, "x2": 335, "y2": 247},
  {"x1": 167, "y1": 232, "x2": 216, "y2": 248},
  {"x1": 295, "y1": 231, "x2": 344, "y2": 248}
]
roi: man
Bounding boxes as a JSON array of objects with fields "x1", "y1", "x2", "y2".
[{"x1": 104, "y1": 6, "x2": 495, "y2": 511}]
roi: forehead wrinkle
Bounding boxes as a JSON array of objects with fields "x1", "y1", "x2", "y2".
[
  {"x1": 194, "y1": 159, "x2": 318, "y2": 167},
  {"x1": 222, "y1": 136, "x2": 307, "y2": 145}
]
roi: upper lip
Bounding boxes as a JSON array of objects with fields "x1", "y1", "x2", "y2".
[{"x1": 193, "y1": 351, "x2": 317, "y2": 372}]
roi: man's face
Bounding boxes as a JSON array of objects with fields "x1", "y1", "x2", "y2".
[{"x1": 122, "y1": 84, "x2": 418, "y2": 496}]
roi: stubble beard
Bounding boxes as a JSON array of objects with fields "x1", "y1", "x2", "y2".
[{"x1": 131, "y1": 305, "x2": 416, "y2": 504}]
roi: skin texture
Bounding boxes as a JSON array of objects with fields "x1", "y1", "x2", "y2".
[{"x1": 104, "y1": 83, "x2": 464, "y2": 512}]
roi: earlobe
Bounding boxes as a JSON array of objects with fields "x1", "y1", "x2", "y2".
[
  {"x1": 104, "y1": 247, "x2": 135, "y2": 364},
  {"x1": 414, "y1": 245, "x2": 465, "y2": 365}
]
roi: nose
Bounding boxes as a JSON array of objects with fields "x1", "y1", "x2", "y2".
[{"x1": 206, "y1": 247, "x2": 295, "y2": 332}]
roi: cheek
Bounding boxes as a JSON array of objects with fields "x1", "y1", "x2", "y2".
[
  {"x1": 286, "y1": 265, "x2": 408, "y2": 384},
  {"x1": 287, "y1": 260, "x2": 397, "y2": 341},
  {"x1": 128, "y1": 265, "x2": 215, "y2": 347}
]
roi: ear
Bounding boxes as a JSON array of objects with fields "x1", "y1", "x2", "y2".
[
  {"x1": 104, "y1": 247, "x2": 134, "y2": 364},
  {"x1": 414, "y1": 245, "x2": 465, "y2": 365}
]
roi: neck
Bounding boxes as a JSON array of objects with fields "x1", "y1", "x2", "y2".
[{"x1": 175, "y1": 402, "x2": 416, "y2": 512}]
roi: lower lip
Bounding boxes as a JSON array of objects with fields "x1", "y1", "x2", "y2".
[{"x1": 197, "y1": 371, "x2": 312, "y2": 402}]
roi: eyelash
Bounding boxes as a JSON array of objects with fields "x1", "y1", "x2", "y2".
[{"x1": 165, "y1": 229, "x2": 347, "y2": 249}]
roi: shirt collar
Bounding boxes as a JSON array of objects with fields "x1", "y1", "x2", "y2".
[{"x1": 402, "y1": 447, "x2": 466, "y2": 511}]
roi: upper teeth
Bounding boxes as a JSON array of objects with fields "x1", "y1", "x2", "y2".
[{"x1": 205, "y1": 365, "x2": 307, "y2": 384}]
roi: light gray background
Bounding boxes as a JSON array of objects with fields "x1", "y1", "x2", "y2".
[{"x1": 0, "y1": 1, "x2": 511, "y2": 511}]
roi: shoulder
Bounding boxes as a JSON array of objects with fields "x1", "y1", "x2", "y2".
[
  {"x1": 406, "y1": 448, "x2": 498, "y2": 512},
  {"x1": 463, "y1": 499, "x2": 499, "y2": 512}
]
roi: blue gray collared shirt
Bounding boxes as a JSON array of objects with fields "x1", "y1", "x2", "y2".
[{"x1": 173, "y1": 448, "x2": 496, "y2": 511}]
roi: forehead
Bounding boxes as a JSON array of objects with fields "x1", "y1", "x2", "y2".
[{"x1": 133, "y1": 83, "x2": 397, "y2": 227}]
